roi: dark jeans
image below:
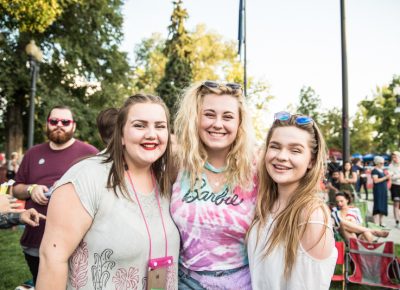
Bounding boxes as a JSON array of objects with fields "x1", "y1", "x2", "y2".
[
  {"x1": 24, "y1": 253, "x2": 39, "y2": 285},
  {"x1": 356, "y1": 178, "x2": 368, "y2": 199}
]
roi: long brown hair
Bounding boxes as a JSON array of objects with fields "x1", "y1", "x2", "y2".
[
  {"x1": 251, "y1": 114, "x2": 328, "y2": 277},
  {"x1": 104, "y1": 94, "x2": 172, "y2": 199}
]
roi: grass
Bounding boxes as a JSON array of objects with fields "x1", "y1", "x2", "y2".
[
  {"x1": 0, "y1": 228, "x2": 397, "y2": 290},
  {"x1": 0, "y1": 228, "x2": 31, "y2": 290}
]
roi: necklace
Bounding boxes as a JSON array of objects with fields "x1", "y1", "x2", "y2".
[
  {"x1": 204, "y1": 161, "x2": 227, "y2": 174},
  {"x1": 205, "y1": 170, "x2": 226, "y2": 191},
  {"x1": 208, "y1": 174, "x2": 226, "y2": 189}
]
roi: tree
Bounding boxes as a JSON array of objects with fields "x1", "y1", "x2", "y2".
[
  {"x1": 349, "y1": 106, "x2": 374, "y2": 154},
  {"x1": 296, "y1": 86, "x2": 322, "y2": 123},
  {"x1": 295, "y1": 86, "x2": 343, "y2": 152},
  {"x1": 360, "y1": 75, "x2": 400, "y2": 152},
  {"x1": 0, "y1": 0, "x2": 130, "y2": 155},
  {"x1": 247, "y1": 81, "x2": 274, "y2": 141},
  {"x1": 131, "y1": 33, "x2": 167, "y2": 94},
  {"x1": 156, "y1": 0, "x2": 192, "y2": 121},
  {"x1": 319, "y1": 107, "x2": 342, "y2": 151},
  {"x1": 0, "y1": 0, "x2": 80, "y2": 33},
  {"x1": 132, "y1": 24, "x2": 245, "y2": 94}
]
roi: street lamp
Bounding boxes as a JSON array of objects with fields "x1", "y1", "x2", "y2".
[
  {"x1": 394, "y1": 84, "x2": 400, "y2": 114},
  {"x1": 25, "y1": 40, "x2": 43, "y2": 148}
]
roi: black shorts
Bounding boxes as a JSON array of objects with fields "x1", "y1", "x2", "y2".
[{"x1": 391, "y1": 184, "x2": 400, "y2": 201}]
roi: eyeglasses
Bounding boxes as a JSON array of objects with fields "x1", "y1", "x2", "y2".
[
  {"x1": 274, "y1": 111, "x2": 313, "y2": 125},
  {"x1": 201, "y1": 80, "x2": 242, "y2": 91},
  {"x1": 47, "y1": 118, "x2": 74, "y2": 126}
]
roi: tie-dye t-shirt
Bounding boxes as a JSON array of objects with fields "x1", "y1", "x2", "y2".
[{"x1": 170, "y1": 170, "x2": 257, "y2": 271}]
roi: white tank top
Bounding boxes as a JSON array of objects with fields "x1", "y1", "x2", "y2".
[{"x1": 248, "y1": 217, "x2": 337, "y2": 290}]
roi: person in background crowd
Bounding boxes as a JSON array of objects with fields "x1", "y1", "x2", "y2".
[
  {"x1": 331, "y1": 191, "x2": 389, "y2": 243},
  {"x1": 37, "y1": 94, "x2": 179, "y2": 290},
  {"x1": 248, "y1": 112, "x2": 337, "y2": 290},
  {"x1": 327, "y1": 155, "x2": 341, "y2": 178},
  {"x1": 339, "y1": 161, "x2": 358, "y2": 200},
  {"x1": 171, "y1": 81, "x2": 257, "y2": 289},
  {"x1": 12, "y1": 105, "x2": 98, "y2": 288},
  {"x1": 388, "y1": 151, "x2": 400, "y2": 228},
  {"x1": 0, "y1": 194, "x2": 45, "y2": 229},
  {"x1": 96, "y1": 107, "x2": 118, "y2": 147},
  {"x1": 0, "y1": 152, "x2": 6, "y2": 166},
  {"x1": 0, "y1": 165, "x2": 7, "y2": 183},
  {"x1": 354, "y1": 158, "x2": 369, "y2": 200},
  {"x1": 7, "y1": 151, "x2": 20, "y2": 180},
  {"x1": 371, "y1": 155, "x2": 390, "y2": 227},
  {"x1": 326, "y1": 169, "x2": 341, "y2": 208}
]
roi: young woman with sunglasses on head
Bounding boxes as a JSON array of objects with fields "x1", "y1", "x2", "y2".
[
  {"x1": 171, "y1": 81, "x2": 257, "y2": 289},
  {"x1": 247, "y1": 112, "x2": 337, "y2": 290},
  {"x1": 37, "y1": 94, "x2": 180, "y2": 290}
]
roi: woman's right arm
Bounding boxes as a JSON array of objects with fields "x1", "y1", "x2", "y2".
[
  {"x1": 36, "y1": 183, "x2": 93, "y2": 290},
  {"x1": 339, "y1": 172, "x2": 346, "y2": 183},
  {"x1": 372, "y1": 173, "x2": 390, "y2": 184}
]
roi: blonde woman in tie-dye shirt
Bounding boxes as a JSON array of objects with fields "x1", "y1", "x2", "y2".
[{"x1": 171, "y1": 81, "x2": 257, "y2": 290}]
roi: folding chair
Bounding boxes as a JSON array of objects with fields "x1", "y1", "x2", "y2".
[
  {"x1": 331, "y1": 241, "x2": 347, "y2": 290},
  {"x1": 352, "y1": 200, "x2": 367, "y2": 227},
  {"x1": 347, "y1": 238, "x2": 400, "y2": 289}
]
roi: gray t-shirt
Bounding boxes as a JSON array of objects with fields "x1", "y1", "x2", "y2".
[{"x1": 56, "y1": 156, "x2": 179, "y2": 290}]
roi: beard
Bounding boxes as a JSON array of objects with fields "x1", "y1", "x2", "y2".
[{"x1": 47, "y1": 127, "x2": 74, "y2": 144}]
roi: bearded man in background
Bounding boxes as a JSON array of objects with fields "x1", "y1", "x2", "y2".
[{"x1": 13, "y1": 105, "x2": 98, "y2": 289}]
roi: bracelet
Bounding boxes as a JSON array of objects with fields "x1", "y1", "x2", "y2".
[{"x1": 27, "y1": 184, "x2": 38, "y2": 196}]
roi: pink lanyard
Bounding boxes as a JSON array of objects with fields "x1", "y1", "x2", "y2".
[{"x1": 126, "y1": 171, "x2": 168, "y2": 259}]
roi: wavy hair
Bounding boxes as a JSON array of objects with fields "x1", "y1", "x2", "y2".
[
  {"x1": 104, "y1": 94, "x2": 172, "y2": 199},
  {"x1": 174, "y1": 81, "x2": 254, "y2": 189},
  {"x1": 251, "y1": 114, "x2": 328, "y2": 277},
  {"x1": 335, "y1": 191, "x2": 353, "y2": 205}
]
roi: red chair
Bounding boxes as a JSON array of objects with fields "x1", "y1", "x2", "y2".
[
  {"x1": 347, "y1": 238, "x2": 400, "y2": 289},
  {"x1": 332, "y1": 241, "x2": 347, "y2": 290}
]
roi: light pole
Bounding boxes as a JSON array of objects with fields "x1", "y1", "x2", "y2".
[
  {"x1": 394, "y1": 84, "x2": 400, "y2": 148},
  {"x1": 340, "y1": 0, "x2": 350, "y2": 163},
  {"x1": 25, "y1": 40, "x2": 43, "y2": 148}
]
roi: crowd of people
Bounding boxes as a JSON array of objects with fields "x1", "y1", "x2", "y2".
[
  {"x1": 324, "y1": 152, "x2": 400, "y2": 230},
  {"x1": 1, "y1": 80, "x2": 399, "y2": 290}
]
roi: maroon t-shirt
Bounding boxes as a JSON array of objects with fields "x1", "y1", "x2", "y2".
[{"x1": 15, "y1": 140, "x2": 98, "y2": 248}]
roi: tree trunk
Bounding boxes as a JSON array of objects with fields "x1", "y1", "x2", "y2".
[{"x1": 5, "y1": 95, "x2": 24, "y2": 158}]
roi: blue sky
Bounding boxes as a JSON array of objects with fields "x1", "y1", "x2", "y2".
[{"x1": 121, "y1": 0, "x2": 400, "y2": 117}]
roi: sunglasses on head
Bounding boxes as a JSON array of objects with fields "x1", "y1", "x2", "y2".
[
  {"x1": 274, "y1": 111, "x2": 313, "y2": 125},
  {"x1": 201, "y1": 80, "x2": 242, "y2": 91},
  {"x1": 47, "y1": 118, "x2": 74, "y2": 126}
]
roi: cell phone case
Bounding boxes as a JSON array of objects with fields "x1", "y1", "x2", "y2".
[
  {"x1": 148, "y1": 256, "x2": 173, "y2": 270},
  {"x1": 147, "y1": 267, "x2": 167, "y2": 290},
  {"x1": 146, "y1": 256, "x2": 173, "y2": 290}
]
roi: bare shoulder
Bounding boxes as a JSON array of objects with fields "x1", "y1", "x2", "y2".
[{"x1": 300, "y1": 203, "x2": 335, "y2": 260}]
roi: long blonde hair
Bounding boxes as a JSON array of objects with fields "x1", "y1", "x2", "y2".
[
  {"x1": 174, "y1": 81, "x2": 254, "y2": 189},
  {"x1": 251, "y1": 114, "x2": 328, "y2": 277},
  {"x1": 104, "y1": 94, "x2": 173, "y2": 199}
]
